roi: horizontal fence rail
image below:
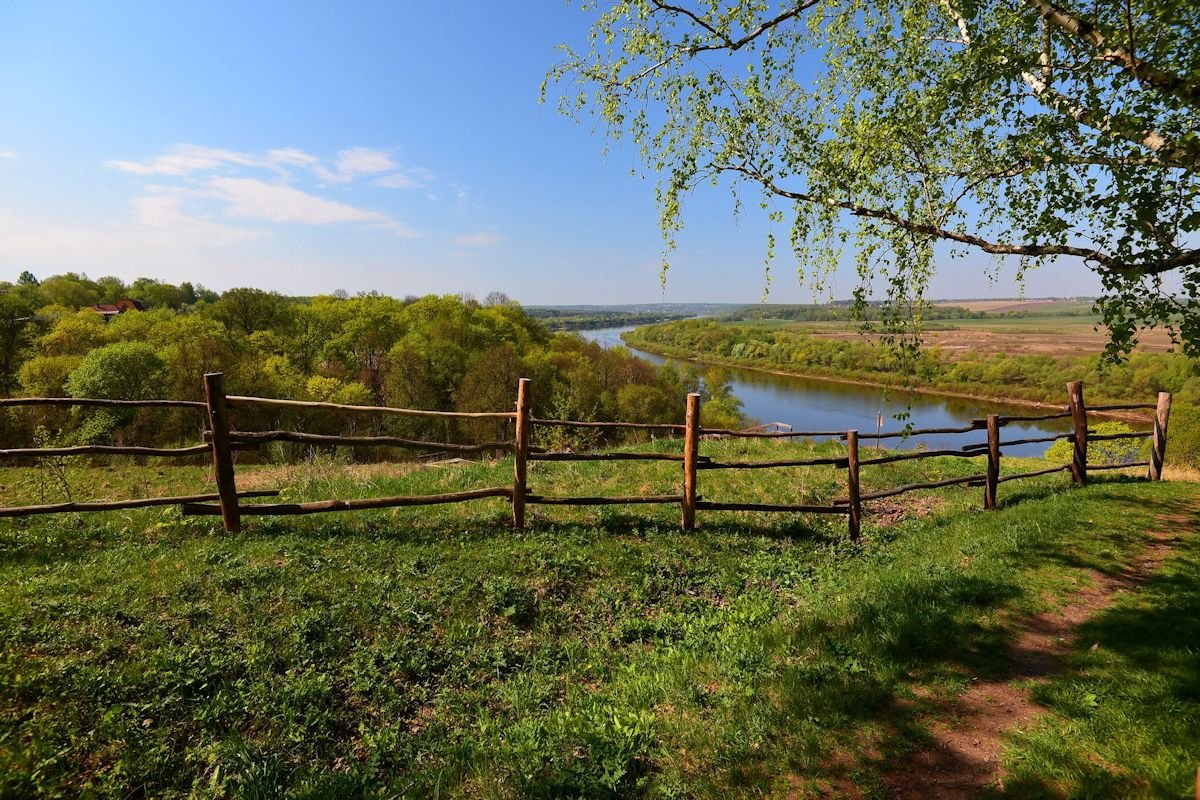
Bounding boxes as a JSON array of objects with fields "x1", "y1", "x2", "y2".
[
  {"x1": 227, "y1": 394, "x2": 515, "y2": 419},
  {"x1": 182, "y1": 487, "x2": 513, "y2": 517},
  {"x1": 0, "y1": 490, "x2": 279, "y2": 518},
  {"x1": 0, "y1": 444, "x2": 212, "y2": 458},
  {"x1": 0, "y1": 397, "x2": 208, "y2": 410},
  {"x1": 0, "y1": 375, "x2": 1171, "y2": 539},
  {"x1": 224, "y1": 429, "x2": 514, "y2": 453}
]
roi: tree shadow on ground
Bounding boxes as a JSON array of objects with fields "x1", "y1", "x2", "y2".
[
  {"x1": 991, "y1": 534, "x2": 1200, "y2": 798},
  {"x1": 725, "y1": 485, "x2": 1199, "y2": 797}
]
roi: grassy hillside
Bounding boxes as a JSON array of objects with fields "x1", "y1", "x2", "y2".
[{"x1": 0, "y1": 443, "x2": 1195, "y2": 798}]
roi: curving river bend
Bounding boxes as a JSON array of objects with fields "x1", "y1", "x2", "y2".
[{"x1": 580, "y1": 325, "x2": 1082, "y2": 457}]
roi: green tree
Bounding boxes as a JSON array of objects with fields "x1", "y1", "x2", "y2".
[
  {"x1": 94, "y1": 276, "x2": 128, "y2": 303},
  {"x1": 66, "y1": 341, "x2": 166, "y2": 401},
  {"x1": 65, "y1": 341, "x2": 168, "y2": 444},
  {"x1": 19, "y1": 355, "x2": 84, "y2": 397},
  {"x1": 0, "y1": 285, "x2": 42, "y2": 389},
  {"x1": 39, "y1": 273, "x2": 101, "y2": 309},
  {"x1": 551, "y1": 1, "x2": 1200, "y2": 356},
  {"x1": 131, "y1": 278, "x2": 188, "y2": 309},
  {"x1": 210, "y1": 287, "x2": 286, "y2": 336}
]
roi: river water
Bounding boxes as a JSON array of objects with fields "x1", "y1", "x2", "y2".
[{"x1": 580, "y1": 325, "x2": 1076, "y2": 457}]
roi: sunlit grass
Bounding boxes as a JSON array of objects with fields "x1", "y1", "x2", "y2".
[{"x1": 0, "y1": 443, "x2": 1193, "y2": 798}]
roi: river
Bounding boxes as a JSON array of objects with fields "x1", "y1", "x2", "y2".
[{"x1": 580, "y1": 325, "x2": 1077, "y2": 457}]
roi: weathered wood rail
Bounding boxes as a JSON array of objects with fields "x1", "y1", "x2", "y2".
[{"x1": 0, "y1": 376, "x2": 1171, "y2": 540}]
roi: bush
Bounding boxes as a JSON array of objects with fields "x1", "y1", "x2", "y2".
[
  {"x1": 1045, "y1": 421, "x2": 1145, "y2": 465},
  {"x1": 66, "y1": 341, "x2": 166, "y2": 400},
  {"x1": 1162, "y1": 405, "x2": 1200, "y2": 469}
]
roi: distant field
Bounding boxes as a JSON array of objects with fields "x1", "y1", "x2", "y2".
[
  {"x1": 814, "y1": 323, "x2": 1175, "y2": 357},
  {"x1": 783, "y1": 312, "x2": 1177, "y2": 357},
  {"x1": 933, "y1": 298, "x2": 1095, "y2": 314}
]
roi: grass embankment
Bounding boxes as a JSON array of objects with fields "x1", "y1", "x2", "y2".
[{"x1": 0, "y1": 441, "x2": 1196, "y2": 798}]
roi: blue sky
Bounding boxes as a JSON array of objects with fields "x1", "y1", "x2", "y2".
[{"x1": 0, "y1": 2, "x2": 1106, "y2": 303}]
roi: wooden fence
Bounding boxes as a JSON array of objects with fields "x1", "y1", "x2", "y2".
[{"x1": 0, "y1": 375, "x2": 1172, "y2": 540}]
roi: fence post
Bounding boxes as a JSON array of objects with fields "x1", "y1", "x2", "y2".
[
  {"x1": 846, "y1": 429, "x2": 861, "y2": 543},
  {"x1": 203, "y1": 372, "x2": 240, "y2": 533},
  {"x1": 682, "y1": 393, "x2": 700, "y2": 532},
  {"x1": 984, "y1": 413, "x2": 1000, "y2": 510},
  {"x1": 1149, "y1": 391, "x2": 1172, "y2": 481},
  {"x1": 512, "y1": 377, "x2": 531, "y2": 529},
  {"x1": 1067, "y1": 381, "x2": 1088, "y2": 486}
]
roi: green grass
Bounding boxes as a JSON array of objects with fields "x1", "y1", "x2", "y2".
[
  {"x1": 998, "y1": 520, "x2": 1200, "y2": 799},
  {"x1": 0, "y1": 443, "x2": 1195, "y2": 798}
]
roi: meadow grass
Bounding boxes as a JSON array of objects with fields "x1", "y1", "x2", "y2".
[{"x1": 0, "y1": 442, "x2": 1194, "y2": 798}]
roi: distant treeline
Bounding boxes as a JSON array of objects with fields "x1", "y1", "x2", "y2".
[
  {"x1": 717, "y1": 303, "x2": 1101, "y2": 323},
  {"x1": 528, "y1": 310, "x2": 692, "y2": 331},
  {"x1": 0, "y1": 273, "x2": 745, "y2": 455},
  {"x1": 625, "y1": 319, "x2": 1200, "y2": 408}
]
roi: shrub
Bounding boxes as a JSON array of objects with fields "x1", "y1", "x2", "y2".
[
  {"x1": 1162, "y1": 405, "x2": 1200, "y2": 469},
  {"x1": 1045, "y1": 421, "x2": 1145, "y2": 465}
]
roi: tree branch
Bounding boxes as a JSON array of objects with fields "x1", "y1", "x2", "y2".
[
  {"x1": 1025, "y1": 0, "x2": 1200, "y2": 106},
  {"x1": 649, "y1": 0, "x2": 824, "y2": 53},
  {"x1": 725, "y1": 162, "x2": 1200, "y2": 277},
  {"x1": 1019, "y1": 69, "x2": 1196, "y2": 168}
]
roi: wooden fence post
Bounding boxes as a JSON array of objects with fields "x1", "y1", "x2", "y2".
[
  {"x1": 984, "y1": 413, "x2": 1000, "y2": 510},
  {"x1": 512, "y1": 377, "x2": 531, "y2": 529},
  {"x1": 1149, "y1": 391, "x2": 1172, "y2": 481},
  {"x1": 1067, "y1": 381, "x2": 1088, "y2": 486},
  {"x1": 203, "y1": 372, "x2": 240, "y2": 533},
  {"x1": 682, "y1": 393, "x2": 700, "y2": 531},
  {"x1": 846, "y1": 429, "x2": 861, "y2": 543}
]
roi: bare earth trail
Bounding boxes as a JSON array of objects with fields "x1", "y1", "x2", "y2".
[{"x1": 880, "y1": 507, "x2": 1195, "y2": 799}]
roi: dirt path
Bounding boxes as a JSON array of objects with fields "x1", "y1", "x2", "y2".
[{"x1": 882, "y1": 512, "x2": 1191, "y2": 799}]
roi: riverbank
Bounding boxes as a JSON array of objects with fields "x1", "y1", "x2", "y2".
[{"x1": 620, "y1": 333, "x2": 1154, "y2": 425}]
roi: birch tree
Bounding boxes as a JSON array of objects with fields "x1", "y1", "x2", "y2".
[{"x1": 548, "y1": 0, "x2": 1200, "y2": 356}]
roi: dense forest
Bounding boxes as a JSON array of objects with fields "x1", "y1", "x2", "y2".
[{"x1": 0, "y1": 273, "x2": 740, "y2": 454}]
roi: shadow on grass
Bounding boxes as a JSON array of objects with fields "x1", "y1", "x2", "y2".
[
  {"x1": 725, "y1": 482, "x2": 1199, "y2": 796},
  {"x1": 992, "y1": 537, "x2": 1200, "y2": 798}
]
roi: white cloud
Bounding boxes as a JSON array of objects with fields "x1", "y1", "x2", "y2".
[
  {"x1": 0, "y1": 194, "x2": 263, "y2": 277},
  {"x1": 266, "y1": 147, "x2": 320, "y2": 167},
  {"x1": 208, "y1": 176, "x2": 418, "y2": 235},
  {"x1": 313, "y1": 147, "x2": 396, "y2": 183},
  {"x1": 336, "y1": 147, "x2": 393, "y2": 176},
  {"x1": 107, "y1": 144, "x2": 432, "y2": 192},
  {"x1": 106, "y1": 144, "x2": 261, "y2": 176},
  {"x1": 454, "y1": 232, "x2": 503, "y2": 247},
  {"x1": 131, "y1": 192, "x2": 262, "y2": 245},
  {"x1": 375, "y1": 165, "x2": 435, "y2": 190},
  {"x1": 0, "y1": 149, "x2": 16, "y2": 159}
]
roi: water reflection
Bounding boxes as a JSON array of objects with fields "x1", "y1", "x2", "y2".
[{"x1": 580, "y1": 326, "x2": 1077, "y2": 456}]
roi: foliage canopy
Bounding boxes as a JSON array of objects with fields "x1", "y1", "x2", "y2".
[{"x1": 549, "y1": 0, "x2": 1200, "y2": 357}]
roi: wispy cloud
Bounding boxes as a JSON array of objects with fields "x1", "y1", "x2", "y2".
[
  {"x1": 454, "y1": 232, "x2": 502, "y2": 247},
  {"x1": 313, "y1": 147, "x2": 395, "y2": 183},
  {"x1": 0, "y1": 149, "x2": 16, "y2": 159},
  {"x1": 375, "y1": 165, "x2": 435, "y2": 190},
  {"x1": 265, "y1": 148, "x2": 320, "y2": 167},
  {"x1": 132, "y1": 191, "x2": 263, "y2": 245},
  {"x1": 107, "y1": 144, "x2": 263, "y2": 176},
  {"x1": 106, "y1": 144, "x2": 423, "y2": 236},
  {"x1": 208, "y1": 176, "x2": 417, "y2": 236},
  {"x1": 0, "y1": 193, "x2": 262, "y2": 276}
]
